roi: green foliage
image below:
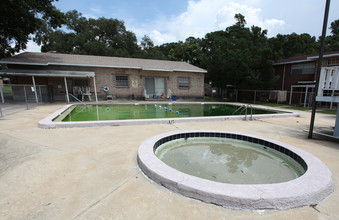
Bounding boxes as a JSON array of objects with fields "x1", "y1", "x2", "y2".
[
  {"x1": 268, "y1": 33, "x2": 319, "y2": 60},
  {"x1": 317, "y1": 109, "x2": 337, "y2": 115},
  {"x1": 234, "y1": 13, "x2": 246, "y2": 28},
  {"x1": 140, "y1": 35, "x2": 154, "y2": 50},
  {"x1": 330, "y1": 19, "x2": 339, "y2": 35},
  {"x1": 138, "y1": 35, "x2": 166, "y2": 60},
  {"x1": 200, "y1": 15, "x2": 277, "y2": 90},
  {"x1": 0, "y1": 0, "x2": 65, "y2": 58},
  {"x1": 40, "y1": 10, "x2": 140, "y2": 57},
  {"x1": 158, "y1": 37, "x2": 202, "y2": 66},
  {"x1": 324, "y1": 19, "x2": 339, "y2": 52}
]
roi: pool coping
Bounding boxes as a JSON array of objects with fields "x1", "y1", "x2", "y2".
[
  {"x1": 38, "y1": 102, "x2": 300, "y2": 129},
  {"x1": 137, "y1": 130, "x2": 334, "y2": 210}
]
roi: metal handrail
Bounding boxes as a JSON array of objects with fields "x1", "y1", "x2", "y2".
[
  {"x1": 232, "y1": 105, "x2": 246, "y2": 115},
  {"x1": 68, "y1": 93, "x2": 86, "y2": 105},
  {"x1": 245, "y1": 104, "x2": 253, "y2": 120},
  {"x1": 233, "y1": 104, "x2": 253, "y2": 120}
]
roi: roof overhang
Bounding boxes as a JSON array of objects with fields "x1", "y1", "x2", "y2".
[
  {"x1": 0, "y1": 61, "x2": 207, "y2": 73},
  {"x1": 291, "y1": 84, "x2": 315, "y2": 88},
  {"x1": 273, "y1": 59, "x2": 311, "y2": 66},
  {"x1": 0, "y1": 69, "x2": 95, "y2": 78},
  {"x1": 273, "y1": 53, "x2": 339, "y2": 66},
  {"x1": 308, "y1": 53, "x2": 339, "y2": 60},
  {"x1": 173, "y1": 69, "x2": 207, "y2": 73}
]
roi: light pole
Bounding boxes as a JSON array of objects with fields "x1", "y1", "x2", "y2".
[{"x1": 308, "y1": 0, "x2": 331, "y2": 139}]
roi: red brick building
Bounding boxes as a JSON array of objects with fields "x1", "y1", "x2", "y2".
[{"x1": 273, "y1": 51, "x2": 339, "y2": 106}]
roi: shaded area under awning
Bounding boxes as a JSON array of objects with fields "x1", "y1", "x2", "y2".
[{"x1": 0, "y1": 69, "x2": 98, "y2": 103}]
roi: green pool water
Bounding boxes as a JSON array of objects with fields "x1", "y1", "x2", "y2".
[
  {"x1": 156, "y1": 138, "x2": 305, "y2": 184},
  {"x1": 55, "y1": 104, "x2": 277, "y2": 122}
]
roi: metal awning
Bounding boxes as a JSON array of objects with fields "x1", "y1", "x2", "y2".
[{"x1": 0, "y1": 69, "x2": 95, "y2": 78}]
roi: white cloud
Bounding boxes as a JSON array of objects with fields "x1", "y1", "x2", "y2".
[
  {"x1": 263, "y1": 19, "x2": 285, "y2": 36},
  {"x1": 265, "y1": 19, "x2": 285, "y2": 26},
  {"x1": 83, "y1": 6, "x2": 103, "y2": 19},
  {"x1": 83, "y1": 13, "x2": 98, "y2": 19},
  {"x1": 149, "y1": 30, "x2": 177, "y2": 45},
  {"x1": 90, "y1": 7, "x2": 103, "y2": 14},
  {"x1": 131, "y1": 0, "x2": 286, "y2": 45}
]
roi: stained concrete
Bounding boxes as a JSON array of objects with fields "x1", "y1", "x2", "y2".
[{"x1": 0, "y1": 102, "x2": 338, "y2": 219}]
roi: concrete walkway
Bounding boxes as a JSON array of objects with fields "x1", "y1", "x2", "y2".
[{"x1": 0, "y1": 102, "x2": 338, "y2": 219}]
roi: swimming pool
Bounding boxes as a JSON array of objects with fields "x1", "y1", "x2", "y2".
[
  {"x1": 57, "y1": 103, "x2": 276, "y2": 121},
  {"x1": 155, "y1": 137, "x2": 305, "y2": 184},
  {"x1": 138, "y1": 131, "x2": 334, "y2": 210},
  {"x1": 38, "y1": 102, "x2": 299, "y2": 128}
]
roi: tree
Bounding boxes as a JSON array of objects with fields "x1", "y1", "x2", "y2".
[
  {"x1": 40, "y1": 10, "x2": 140, "y2": 57},
  {"x1": 325, "y1": 19, "x2": 339, "y2": 52},
  {"x1": 268, "y1": 33, "x2": 319, "y2": 60},
  {"x1": 137, "y1": 35, "x2": 166, "y2": 59},
  {"x1": 0, "y1": 0, "x2": 65, "y2": 58},
  {"x1": 158, "y1": 37, "x2": 202, "y2": 66},
  {"x1": 140, "y1": 35, "x2": 154, "y2": 50},
  {"x1": 201, "y1": 14, "x2": 277, "y2": 90},
  {"x1": 234, "y1": 13, "x2": 246, "y2": 28}
]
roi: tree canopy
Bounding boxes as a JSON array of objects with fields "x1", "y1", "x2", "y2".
[
  {"x1": 199, "y1": 14, "x2": 277, "y2": 89},
  {"x1": 268, "y1": 33, "x2": 319, "y2": 59},
  {"x1": 158, "y1": 37, "x2": 203, "y2": 66},
  {"x1": 0, "y1": 0, "x2": 65, "y2": 58},
  {"x1": 324, "y1": 19, "x2": 339, "y2": 51},
  {"x1": 39, "y1": 10, "x2": 140, "y2": 57}
]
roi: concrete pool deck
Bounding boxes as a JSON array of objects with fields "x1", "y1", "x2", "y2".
[{"x1": 0, "y1": 101, "x2": 338, "y2": 219}]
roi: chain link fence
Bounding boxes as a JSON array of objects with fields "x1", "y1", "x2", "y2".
[
  {"x1": 0, "y1": 84, "x2": 53, "y2": 117},
  {"x1": 1, "y1": 84, "x2": 52, "y2": 103},
  {"x1": 235, "y1": 89, "x2": 313, "y2": 107},
  {"x1": 215, "y1": 89, "x2": 336, "y2": 109}
]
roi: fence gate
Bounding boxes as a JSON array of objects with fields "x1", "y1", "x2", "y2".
[{"x1": 0, "y1": 84, "x2": 51, "y2": 103}]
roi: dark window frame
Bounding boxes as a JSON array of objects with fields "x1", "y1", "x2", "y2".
[
  {"x1": 178, "y1": 77, "x2": 190, "y2": 89},
  {"x1": 116, "y1": 75, "x2": 129, "y2": 87},
  {"x1": 291, "y1": 62, "x2": 315, "y2": 75}
]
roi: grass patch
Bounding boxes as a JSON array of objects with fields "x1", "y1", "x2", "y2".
[
  {"x1": 254, "y1": 102, "x2": 285, "y2": 107},
  {"x1": 1, "y1": 86, "x2": 12, "y2": 94},
  {"x1": 281, "y1": 106, "x2": 311, "y2": 111},
  {"x1": 317, "y1": 110, "x2": 337, "y2": 115},
  {"x1": 204, "y1": 96, "x2": 222, "y2": 101}
]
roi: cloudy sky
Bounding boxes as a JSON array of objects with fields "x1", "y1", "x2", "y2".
[{"x1": 26, "y1": 0, "x2": 338, "y2": 51}]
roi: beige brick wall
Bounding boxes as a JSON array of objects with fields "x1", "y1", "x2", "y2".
[{"x1": 93, "y1": 67, "x2": 205, "y2": 99}]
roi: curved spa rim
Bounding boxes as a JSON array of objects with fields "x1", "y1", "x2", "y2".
[{"x1": 137, "y1": 130, "x2": 334, "y2": 210}]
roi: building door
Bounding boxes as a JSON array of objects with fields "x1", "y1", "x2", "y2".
[
  {"x1": 145, "y1": 77, "x2": 165, "y2": 97},
  {"x1": 145, "y1": 78, "x2": 155, "y2": 95},
  {"x1": 154, "y1": 78, "x2": 165, "y2": 96}
]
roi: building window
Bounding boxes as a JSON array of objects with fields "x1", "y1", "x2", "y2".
[
  {"x1": 328, "y1": 58, "x2": 339, "y2": 66},
  {"x1": 291, "y1": 62, "x2": 315, "y2": 75},
  {"x1": 74, "y1": 79, "x2": 88, "y2": 86},
  {"x1": 116, "y1": 75, "x2": 129, "y2": 87},
  {"x1": 178, "y1": 77, "x2": 190, "y2": 89}
]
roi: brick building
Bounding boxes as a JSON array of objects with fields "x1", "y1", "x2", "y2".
[
  {"x1": 273, "y1": 51, "x2": 339, "y2": 106},
  {"x1": 0, "y1": 52, "x2": 207, "y2": 102}
]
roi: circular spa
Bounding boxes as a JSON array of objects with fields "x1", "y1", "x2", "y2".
[{"x1": 137, "y1": 131, "x2": 334, "y2": 210}]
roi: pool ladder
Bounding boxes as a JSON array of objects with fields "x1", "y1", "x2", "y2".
[
  {"x1": 233, "y1": 104, "x2": 253, "y2": 120},
  {"x1": 68, "y1": 93, "x2": 86, "y2": 105}
]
